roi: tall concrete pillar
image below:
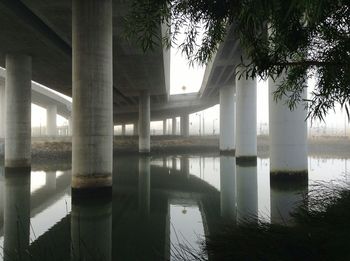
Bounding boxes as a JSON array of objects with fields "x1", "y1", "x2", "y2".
[
  {"x1": 0, "y1": 84, "x2": 5, "y2": 139},
  {"x1": 68, "y1": 117, "x2": 72, "y2": 136},
  {"x1": 133, "y1": 121, "x2": 138, "y2": 136},
  {"x1": 180, "y1": 156, "x2": 190, "y2": 177},
  {"x1": 121, "y1": 124, "x2": 126, "y2": 136},
  {"x1": 219, "y1": 84, "x2": 235, "y2": 154},
  {"x1": 163, "y1": 119, "x2": 167, "y2": 135},
  {"x1": 71, "y1": 198, "x2": 112, "y2": 261},
  {"x1": 269, "y1": 74, "x2": 308, "y2": 181},
  {"x1": 138, "y1": 156, "x2": 150, "y2": 217},
  {"x1": 172, "y1": 117, "x2": 177, "y2": 135},
  {"x1": 46, "y1": 104, "x2": 57, "y2": 136},
  {"x1": 236, "y1": 74, "x2": 257, "y2": 161},
  {"x1": 4, "y1": 169, "x2": 31, "y2": 261},
  {"x1": 180, "y1": 114, "x2": 189, "y2": 137},
  {"x1": 5, "y1": 54, "x2": 32, "y2": 168},
  {"x1": 139, "y1": 90, "x2": 150, "y2": 153},
  {"x1": 220, "y1": 156, "x2": 236, "y2": 220},
  {"x1": 72, "y1": 0, "x2": 113, "y2": 191}
]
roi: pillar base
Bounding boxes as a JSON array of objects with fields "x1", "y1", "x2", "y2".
[
  {"x1": 270, "y1": 177, "x2": 308, "y2": 191},
  {"x1": 139, "y1": 151, "x2": 150, "y2": 155},
  {"x1": 72, "y1": 174, "x2": 112, "y2": 190},
  {"x1": 220, "y1": 149, "x2": 235, "y2": 156},
  {"x1": 236, "y1": 156, "x2": 257, "y2": 166},
  {"x1": 270, "y1": 170, "x2": 308, "y2": 182}
]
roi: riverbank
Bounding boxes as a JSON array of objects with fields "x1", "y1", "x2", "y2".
[{"x1": 1, "y1": 135, "x2": 350, "y2": 164}]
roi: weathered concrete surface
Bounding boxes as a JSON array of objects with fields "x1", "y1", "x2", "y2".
[
  {"x1": 71, "y1": 0, "x2": 113, "y2": 190},
  {"x1": 5, "y1": 54, "x2": 32, "y2": 168},
  {"x1": 269, "y1": 74, "x2": 308, "y2": 179},
  {"x1": 219, "y1": 84, "x2": 235, "y2": 153},
  {"x1": 236, "y1": 72, "x2": 257, "y2": 158},
  {"x1": 139, "y1": 90, "x2": 150, "y2": 153},
  {"x1": 180, "y1": 114, "x2": 189, "y2": 137}
]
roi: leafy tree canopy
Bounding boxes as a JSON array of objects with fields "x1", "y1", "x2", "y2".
[{"x1": 124, "y1": 0, "x2": 350, "y2": 120}]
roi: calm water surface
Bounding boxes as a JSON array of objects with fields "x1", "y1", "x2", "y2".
[{"x1": 0, "y1": 154, "x2": 349, "y2": 260}]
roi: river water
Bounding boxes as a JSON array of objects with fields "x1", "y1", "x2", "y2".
[{"x1": 0, "y1": 154, "x2": 348, "y2": 260}]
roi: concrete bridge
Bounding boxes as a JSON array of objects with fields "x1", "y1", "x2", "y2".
[{"x1": 0, "y1": 1, "x2": 308, "y2": 193}]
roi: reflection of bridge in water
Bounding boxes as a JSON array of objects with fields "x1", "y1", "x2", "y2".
[{"x1": 0, "y1": 155, "x2": 307, "y2": 260}]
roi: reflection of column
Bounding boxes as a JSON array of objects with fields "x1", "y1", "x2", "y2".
[
  {"x1": 236, "y1": 162, "x2": 258, "y2": 222},
  {"x1": 269, "y1": 74, "x2": 308, "y2": 180},
  {"x1": 46, "y1": 171, "x2": 57, "y2": 190},
  {"x1": 4, "y1": 169, "x2": 31, "y2": 261},
  {"x1": 71, "y1": 198, "x2": 112, "y2": 261},
  {"x1": 172, "y1": 117, "x2": 177, "y2": 135},
  {"x1": 72, "y1": 0, "x2": 113, "y2": 191},
  {"x1": 220, "y1": 156, "x2": 236, "y2": 220},
  {"x1": 0, "y1": 166, "x2": 4, "y2": 224},
  {"x1": 46, "y1": 104, "x2": 57, "y2": 136},
  {"x1": 172, "y1": 157, "x2": 177, "y2": 170},
  {"x1": 219, "y1": 84, "x2": 235, "y2": 154},
  {"x1": 138, "y1": 156, "x2": 150, "y2": 217},
  {"x1": 180, "y1": 157, "x2": 190, "y2": 178},
  {"x1": 5, "y1": 54, "x2": 32, "y2": 168},
  {"x1": 236, "y1": 73, "x2": 257, "y2": 161},
  {"x1": 133, "y1": 122, "x2": 138, "y2": 136},
  {"x1": 270, "y1": 180, "x2": 308, "y2": 225},
  {"x1": 68, "y1": 117, "x2": 72, "y2": 136}
]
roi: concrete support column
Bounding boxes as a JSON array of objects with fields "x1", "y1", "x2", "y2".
[
  {"x1": 133, "y1": 122, "x2": 138, "y2": 136},
  {"x1": 46, "y1": 104, "x2": 57, "y2": 136},
  {"x1": 219, "y1": 84, "x2": 235, "y2": 154},
  {"x1": 269, "y1": 74, "x2": 308, "y2": 181},
  {"x1": 172, "y1": 117, "x2": 177, "y2": 135},
  {"x1": 121, "y1": 124, "x2": 126, "y2": 136},
  {"x1": 139, "y1": 90, "x2": 150, "y2": 153},
  {"x1": 236, "y1": 75, "x2": 257, "y2": 161},
  {"x1": 163, "y1": 119, "x2": 167, "y2": 135},
  {"x1": 236, "y1": 162, "x2": 258, "y2": 223},
  {"x1": 5, "y1": 54, "x2": 32, "y2": 168},
  {"x1": 68, "y1": 117, "x2": 72, "y2": 136},
  {"x1": 270, "y1": 181, "x2": 307, "y2": 225},
  {"x1": 180, "y1": 114, "x2": 189, "y2": 137},
  {"x1": 72, "y1": 0, "x2": 113, "y2": 191},
  {"x1": 0, "y1": 85, "x2": 5, "y2": 139}
]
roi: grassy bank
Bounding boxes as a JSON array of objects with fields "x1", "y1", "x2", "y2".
[{"x1": 200, "y1": 183, "x2": 350, "y2": 261}]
